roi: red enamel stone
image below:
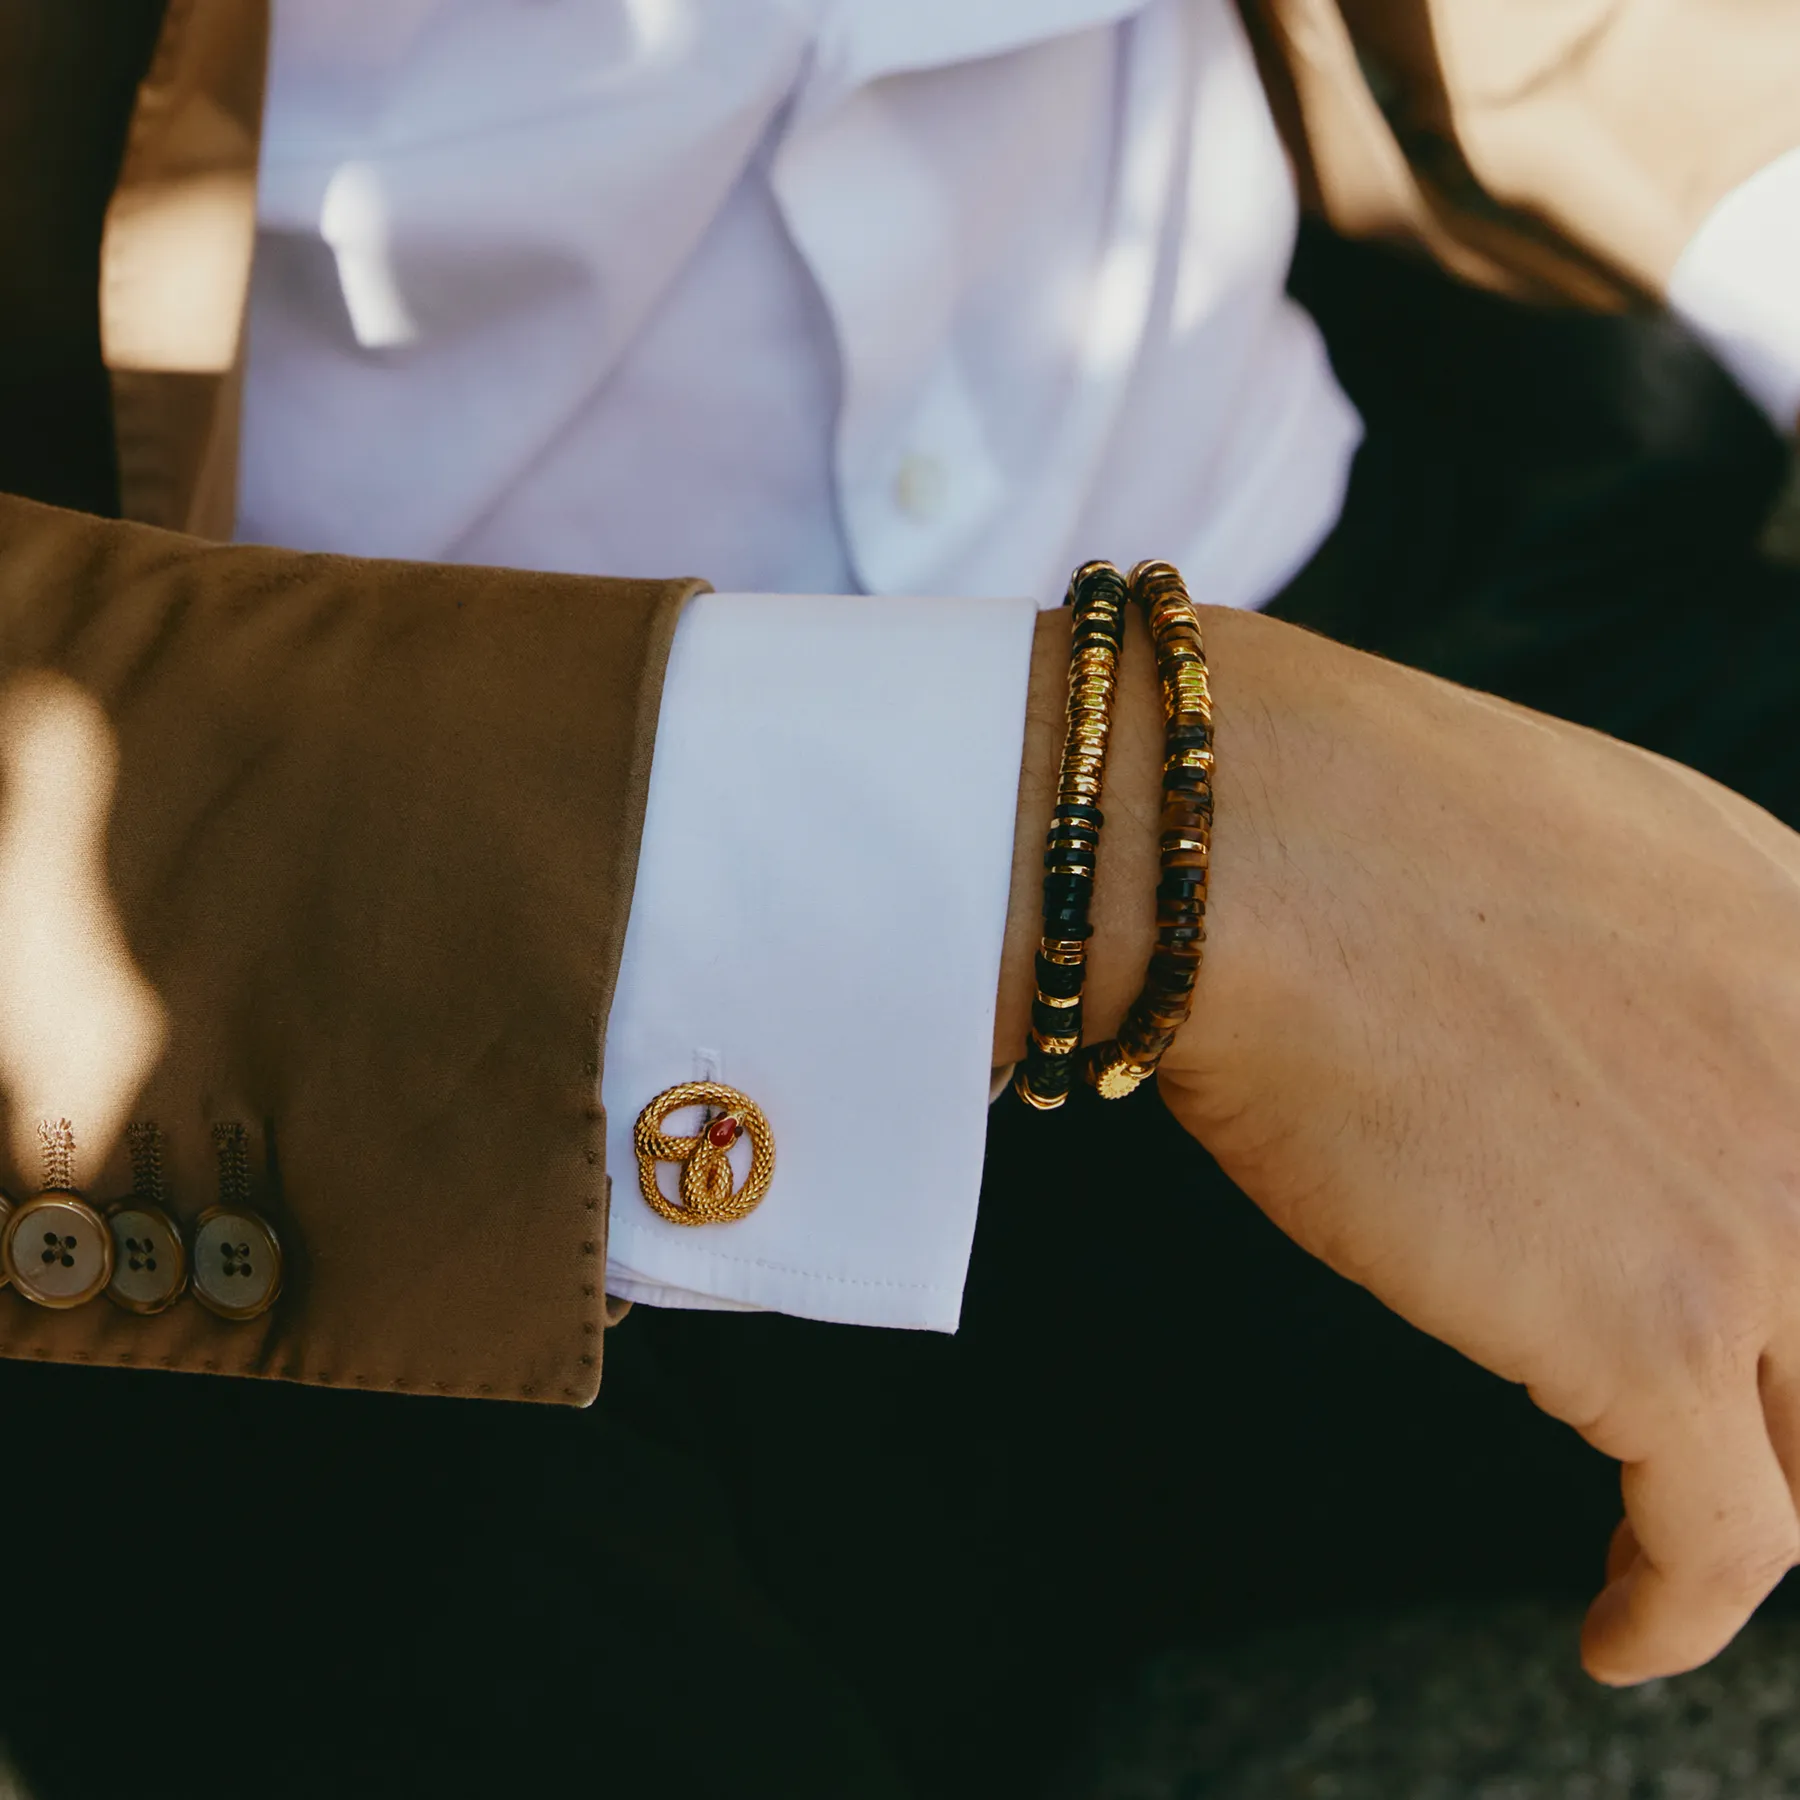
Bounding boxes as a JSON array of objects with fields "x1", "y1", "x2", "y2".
[{"x1": 707, "y1": 1117, "x2": 740, "y2": 1149}]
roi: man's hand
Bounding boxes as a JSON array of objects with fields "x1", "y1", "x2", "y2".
[{"x1": 999, "y1": 602, "x2": 1800, "y2": 1686}]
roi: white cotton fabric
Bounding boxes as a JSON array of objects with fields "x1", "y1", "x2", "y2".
[
  {"x1": 242, "y1": 0, "x2": 1359, "y2": 608},
  {"x1": 600, "y1": 594, "x2": 1037, "y2": 1330},
  {"x1": 241, "y1": 0, "x2": 1363, "y2": 1329},
  {"x1": 1670, "y1": 145, "x2": 1800, "y2": 435}
]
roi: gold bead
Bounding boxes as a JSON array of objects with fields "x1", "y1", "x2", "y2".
[
  {"x1": 1013, "y1": 1070, "x2": 1067, "y2": 1111},
  {"x1": 1086, "y1": 1053, "x2": 1152, "y2": 1100}
]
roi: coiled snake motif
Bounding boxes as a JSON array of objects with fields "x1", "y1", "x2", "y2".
[{"x1": 634, "y1": 1081, "x2": 776, "y2": 1226}]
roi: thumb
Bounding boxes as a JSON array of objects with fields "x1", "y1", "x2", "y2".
[{"x1": 1582, "y1": 1391, "x2": 1796, "y2": 1684}]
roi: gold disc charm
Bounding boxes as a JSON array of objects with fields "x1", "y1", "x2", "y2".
[{"x1": 634, "y1": 1082, "x2": 775, "y2": 1227}]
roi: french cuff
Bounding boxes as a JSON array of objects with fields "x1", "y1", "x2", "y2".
[
  {"x1": 600, "y1": 591, "x2": 1038, "y2": 1331},
  {"x1": 1668, "y1": 144, "x2": 1800, "y2": 436}
]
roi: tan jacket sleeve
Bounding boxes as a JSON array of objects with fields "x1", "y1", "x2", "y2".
[{"x1": 0, "y1": 493, "x2": 698, "y2": 1405}]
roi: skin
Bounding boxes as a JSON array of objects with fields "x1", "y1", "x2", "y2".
[
  {"x1": 996, "y1": 603, "x2": 1800, "y2": 1687},
  {"x1": 1426, "y1": 0, "x2": 1800, "y2": 298}
]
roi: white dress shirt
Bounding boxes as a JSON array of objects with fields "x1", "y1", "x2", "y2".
[
  {"x1": 1669, "y1": 146, "x2": 1800, "y2": 437},
  {"x1": 239, "y1": 0, "x2": 1800, "y2": 1334}
]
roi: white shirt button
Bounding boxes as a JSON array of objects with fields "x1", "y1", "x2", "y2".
[{"x1": 893, "y1": 452, "x2": 949, "y2": 521}]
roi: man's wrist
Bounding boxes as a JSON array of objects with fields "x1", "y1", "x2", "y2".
[{"x1": 993, "y1": 599, "x2": 1353, "y2": 1106}]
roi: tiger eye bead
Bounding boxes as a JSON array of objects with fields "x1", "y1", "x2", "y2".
[{"x1": 1085, "y1": 560, "x2": 1213, "y2": 1103}]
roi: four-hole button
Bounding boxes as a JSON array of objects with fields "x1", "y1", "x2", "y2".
[
  {"x1": 191, "y1": 1208, "x2": 283, "y2": 1322},
  {"x1": 1, "y1": 1194, "x2": 113, "y2": 1309},
  {"x1": 106, "y1": 1203, "x2": 189, "y2": 1316}
]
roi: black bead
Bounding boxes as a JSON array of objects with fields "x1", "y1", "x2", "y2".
[{"x1": 1041, "y1": 874, "x2": 1093, "y2": 907}]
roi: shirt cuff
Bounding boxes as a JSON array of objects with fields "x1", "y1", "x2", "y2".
[
  {"x1": 600, "y1": 590, "x2": 1038, "y2": 1331},
  {"x1": 1668, "y1": 144, "x2": 1800, "y2": 436}
]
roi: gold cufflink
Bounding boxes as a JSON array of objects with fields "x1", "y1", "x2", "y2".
[{"x1": 634, "y1": 1082, "x2": 775, "y2": 1226}]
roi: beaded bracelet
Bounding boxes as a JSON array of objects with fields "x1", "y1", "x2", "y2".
[
  {"x1": 1082, "y1": 559, "x2": 1211, "y2": 1100},
  {"x1": 1013, "y1": 559, "x2": 1128, "y2": 1111}
]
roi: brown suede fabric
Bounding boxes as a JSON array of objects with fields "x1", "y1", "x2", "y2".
[{"x1": 0, "y1": 495, "x2": 699, "y2": 1403}]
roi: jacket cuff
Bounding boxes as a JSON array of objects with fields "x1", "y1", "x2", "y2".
[{"x1": 0, "y1": 495, "x2": 695, "y2": 1404}]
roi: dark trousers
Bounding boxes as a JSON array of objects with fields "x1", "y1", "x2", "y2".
[{"x1": 5, "y1": 237, "x2": 1800, "y2": 1800}]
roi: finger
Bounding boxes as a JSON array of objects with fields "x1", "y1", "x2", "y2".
[
  {"x1": 1755, "y1": 1355, "x2": 1800, "y2": 1512},
  {"x1": 1581, "y1": 1390, "x2": 1797, "y2": 1685},
  {"x1": 1604, "y1": 1517, "x2": 1638, "y2": 1585}
]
